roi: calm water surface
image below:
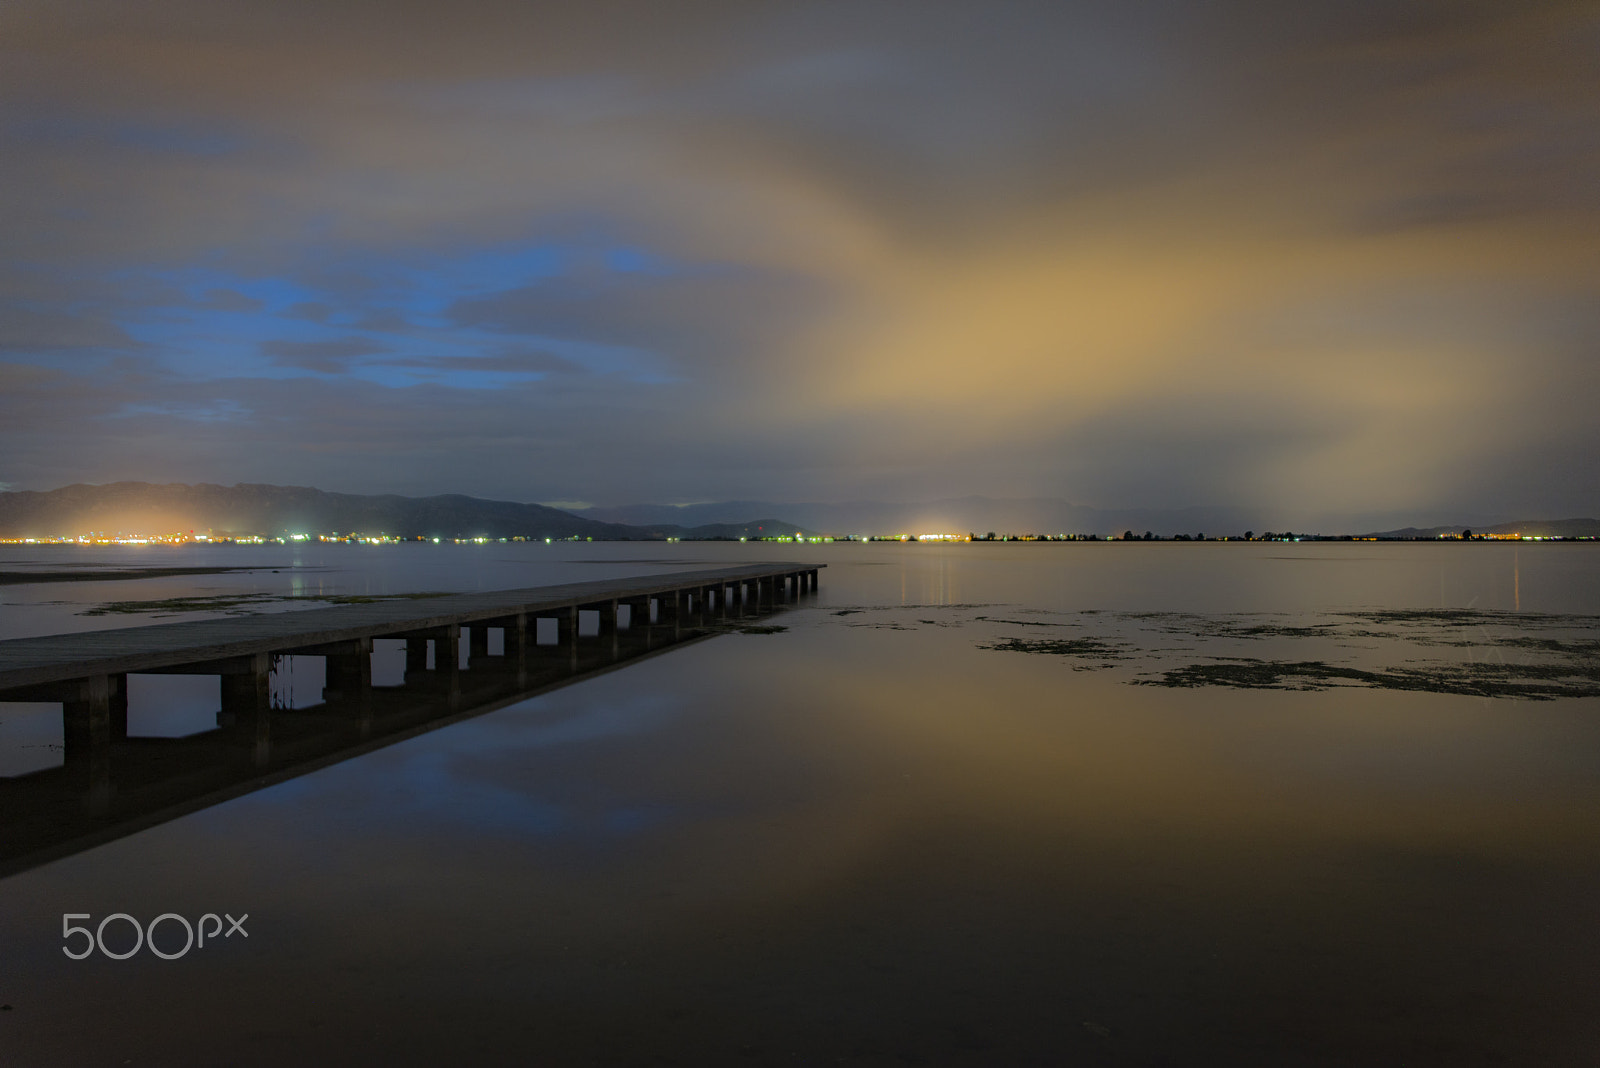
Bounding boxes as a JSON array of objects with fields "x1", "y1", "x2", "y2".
[{"x1": 1, "y1": 541, "x2": 1598, "y2": 1065}]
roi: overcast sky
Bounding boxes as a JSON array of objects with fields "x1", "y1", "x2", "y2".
[{"x1": 2, "y1": 0, "x2": 1596, "y2": 525}]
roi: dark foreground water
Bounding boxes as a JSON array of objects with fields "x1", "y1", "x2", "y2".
[{"x1": 2, "y1": 541, "x2": 1599, "y2": 1065}]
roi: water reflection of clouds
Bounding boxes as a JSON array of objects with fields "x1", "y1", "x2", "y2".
[
  {"x1": 3, "y1": 546, "x2": 1598, "y2": 1066},
  {"x1": 244, "y1": 690, "x2": 690, "y2": 842}
]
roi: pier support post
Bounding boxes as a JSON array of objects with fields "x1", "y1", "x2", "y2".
[
  {"x1": 63, "y1": 674, "x2": 114, "y2": 756},
  {"x1": 219, "y1": 653, "x2": 272, "y2": 765},
  {"x1": 595, "y1": 601, "x2": 620, "y2": 656},
  {"x1": 109, "y1": 673, "x2": 128, "y2": 742},
  {"x1": 569, "y1": 609, "x2": 580, "y2": 671},
  {"x1": 63, "y1": 674, "x2": 116, "y2": 815},
  {"x1": 398, "y1": 625, "x2": 459, "y2": 706},
  {"x1": 406, "y1": 636, "x2": 429, "y2": 679},
  {"x1": 438, "y1": 625, "x2": 461, "y2": 708},
  {"x1": 616, "y1": 599, "x2": 647, "y2": 653},
  {"x1": 219, "y1": 653, "x2": 272, "y2": 716},
  {"x1": 468, "y1": 624, "x2": 490, "y2": 665},
  {"x1": 505, "y1": 614, "x2": 528, "y2": 686},
  {"x1": 320, "y1": 637, "x2": 373, "y2": 708}
]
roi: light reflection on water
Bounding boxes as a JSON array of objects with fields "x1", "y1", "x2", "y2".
[{"x1": 0, "y1": 542, "x2": 1597, "y2": 1064}]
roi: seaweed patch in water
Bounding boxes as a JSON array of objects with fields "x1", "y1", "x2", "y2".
[
  {"x1": 974, "y1": 616, "x2": 1078, "y2": 628},
  {"x1": 979, "y1": 636, "x2": 1128, "y2": 662},
  {"x1": 698, "y1": 621, "x2": 790, "y2": 635},
  {"x1": 1131, "y1": 614, "x2": 1341, "y2": 641},
  {"x1": 1135, "y1": 657, "x2": 1600, "y2": 700},
  {"x1": 82, "y1": 593, "x2": 282, "y2": 616},
  {"x1": 1223, "y1": 623, "x2": 1342, "y2": 639},
  {"x1": 1494, "y1": 636, "x2": 1600, "y2": 656}
]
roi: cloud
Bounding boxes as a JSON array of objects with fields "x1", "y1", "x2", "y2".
[
  {"x1": 260, "y1": 337, "x2": 389, "y2": 373},
  {"x1": 376, "y1": 348, "x2": 583, "y2": 376},
  {"x1": 446, "y1": 259, "x2": 829, "y2": 382},
  {"x1": 282, "y1": 301, "x2": 334, "y2": 323},
  {"x1": 193, "y1": 288, "x2": 265, "y2": 313},
  {"x1": 351, "y1": 308, "x2": 411, "y2": 332},
  {"x1": 0, "y1": 305, "x2": 141, "y2": 355},
  {"x1": 0, "y1": 0, "x2": 1593, "y2": 523}
]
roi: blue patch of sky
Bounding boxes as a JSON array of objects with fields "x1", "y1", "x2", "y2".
[{"x1": 109, "y1": 240, "x2": 695, "y2": 385}]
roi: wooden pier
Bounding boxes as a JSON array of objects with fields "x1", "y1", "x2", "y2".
[
  {"x1": 0, "y1": 562, "x2": 821, "y2": 877},
  {"x1": 0, "y1": 562, "x2": 820, "y2": 692}
]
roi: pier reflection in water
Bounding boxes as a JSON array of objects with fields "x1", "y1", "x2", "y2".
[{"x1": 0, "y1": 575, "x2": 808, "y2": 879}]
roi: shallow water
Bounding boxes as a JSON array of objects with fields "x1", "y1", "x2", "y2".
[{"x1": 1, "y1": 542, "x2": 1598, "y2": 1064}]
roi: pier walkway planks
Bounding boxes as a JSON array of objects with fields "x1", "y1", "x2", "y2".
[{"x1": 0, "y1": 562, "x2": 821, "y2": 692}]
